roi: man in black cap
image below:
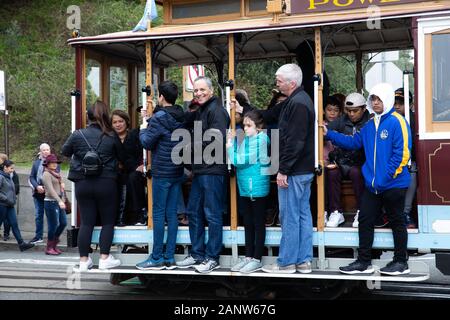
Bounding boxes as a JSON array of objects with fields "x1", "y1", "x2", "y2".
[{"x1": 394, "y1": 88, "x2": 416, "y2": 228}]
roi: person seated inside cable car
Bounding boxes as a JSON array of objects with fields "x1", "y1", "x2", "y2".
[
  {"x1": 111, "y1": 109, "x2": 147, "y2": 226},
  {"x1": 325, "y1": 93, "x2": 371, "y2": 228},
  {"x1": 323, "y1": 96, "x2": 342, "y2": 225},
  {"x1": 394, "y1": 88, "x2": 417, "y2": 229}
]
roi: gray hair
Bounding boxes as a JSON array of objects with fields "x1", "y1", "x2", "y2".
[
  {"x1": 194, "y1": 76, "x2": 213, "y2": 91},
  {"x1": 39, "y1": 143, "x2": 50, "y2": 151},
  {"x1": 275, "y1": 64, "x2": 303, "y2": 89}
]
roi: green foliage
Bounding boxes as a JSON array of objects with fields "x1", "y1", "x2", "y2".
[{"x1": 0, "y1": 0, "x2": 153, "y2": 162}]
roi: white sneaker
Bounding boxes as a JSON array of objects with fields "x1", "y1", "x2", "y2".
[
  {"x1": 98, "y1": 255, "x2": 121, "y2": 270},
  {"x1": 326, "y1": 210, "x2": 345, "y2": 227},
  {"x1": 78, "y1": 257, "x2": 93, "y2": 272},
  {"x1": 352, "y1": 210, "x2": 360, "y2": 228},
  {"x1": 324, "y1": 211, "x2": 328, "y2": 225}
]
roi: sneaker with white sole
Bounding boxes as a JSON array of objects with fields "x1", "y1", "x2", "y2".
[
  {"x1": 296, "y1": 261, "x2": 312, "y2": 274},
  {"x1": 78, "y1": 257, "x2": 93, "y2": 272},
  {"x1": 194, "y1": 259, "x2": 220, "y2": 273},
  {"x1": 352, "y1": 210, "x2": 360, "y2": 228},
  {"x1": 326, "y1": 210, "x2": 345, "y2": 227},
  {"x1": 379, "y1": 261, "x2": 410, "y2": 276},
  {"x1": 98, "y1": 255, "x2": 121, "y2": 270},
  {"x1": 231, "y1": 257, "x2": 252, "y2": 272},
  {"x1": 262, "y1": 263, "x2": 296, "y2": 274},
  {"x1": 176, "y1": 255, "x2": 202, "y2": 269},
  {"x1": 339, "y1": 260, "x2": 374, "y2": 274},
  {"x1": 239, "y1": 259, "x2": 262, "y2": 274}
]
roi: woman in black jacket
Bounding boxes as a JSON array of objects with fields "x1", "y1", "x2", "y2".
[
  {"x1": 62, "y1": 101, "x2": 124, "y2": 271},
  {"x1": 111, "y1": 109, "x2": 146, "y2": 226}
]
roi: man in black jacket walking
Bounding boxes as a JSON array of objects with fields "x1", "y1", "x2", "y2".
[{"x1": 176, "y1": 76, "x2": 230, "y2": 273}]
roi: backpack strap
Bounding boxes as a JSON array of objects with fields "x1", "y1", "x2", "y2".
[{"x1": 78, "y1": 129, "x2": 104, "y2": 151}]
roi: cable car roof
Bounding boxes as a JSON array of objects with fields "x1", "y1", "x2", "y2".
[{"x1": 67, "y1": 1, "x2": 450, "y2": 67}]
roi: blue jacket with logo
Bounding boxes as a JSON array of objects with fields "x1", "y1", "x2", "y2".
[{"x1": 327, "y1": 101, "x2": 411, "y2": 194}]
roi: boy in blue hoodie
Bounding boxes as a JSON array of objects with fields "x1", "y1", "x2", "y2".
[
  {"x1": 323, "y1": 82, "x2": 412, "y2": 276},
  {"x1": 136, "y1": 81, "x2": 185, "y2": 270}
]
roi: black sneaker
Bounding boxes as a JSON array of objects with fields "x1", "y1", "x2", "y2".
[
  {"x1": 380, "y1": 261, "x2": 410, "y2": 275},
  {"x1": 339, "y1": 260, "x2": 374, "y2": 274},
  {"x1": 3, "y1": 235, "x2": 10, "y2": 241},
  {"x1": 19, "y1": 242, "x2": 35, "y2": 252}
]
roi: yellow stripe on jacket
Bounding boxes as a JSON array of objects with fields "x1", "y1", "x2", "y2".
[{"x1": 392, "y1": 112, "x2": 410, "y2": 178}]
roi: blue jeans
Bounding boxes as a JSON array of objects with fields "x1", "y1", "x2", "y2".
[
  {"x1": 0, "y1": 205, "x2": 24, "y2": 245},
  {"x1": 44, "y1": 200, "x2": 67, "y2": 241},
  {"x1": 151, "y1": 176, "x2": 183, "y2": 261},
  {"x1": 277, "y1": 173, "x2": 314, "y2": 266},
  {"x1": 33, "y1": 197, "x2": 45, "y2": 239},
  {"x1": 187, "y1": 175, "x2": 225, "y2": 261}
]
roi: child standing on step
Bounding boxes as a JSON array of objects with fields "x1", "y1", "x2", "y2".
[{"x1": 227, "y1": 110, "x2": 270, "y2": 273}]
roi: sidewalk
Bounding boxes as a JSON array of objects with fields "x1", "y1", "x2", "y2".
[{"x1": 0, "y1": 229, "x2": 78, "y2": 253}]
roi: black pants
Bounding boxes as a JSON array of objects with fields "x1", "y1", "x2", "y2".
[
  {"x1": 126, "y1": 171, "x2": 146, "y2": 220},
  {"x1": 75, "y1": 178, "x2": 118, "y2": 257},
  {"x1": 358, "y1": 188, "x2": 408, "y2": 263},
  {"x1": 241, "y1": 197, "x2": 266, "y2": 260}
]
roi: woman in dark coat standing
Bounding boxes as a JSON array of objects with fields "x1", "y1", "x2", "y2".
[{"x1": 62, "y1": 101, "x2": 124, "y2": 271}]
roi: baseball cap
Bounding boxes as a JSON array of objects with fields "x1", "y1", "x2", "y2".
[
  {"x1": 395, "y1": 88, "x2": 413, "y2": 103},
  {"x1": 345, "y1": 93, "x2": 366, "y2": 108}
]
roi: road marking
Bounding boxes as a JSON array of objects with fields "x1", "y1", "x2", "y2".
[{"x1": 0, "y1": 259, "x2": 77, "y2": 266}]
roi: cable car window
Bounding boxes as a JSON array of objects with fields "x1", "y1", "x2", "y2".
[
  {"x1": 138, "y1": 70, "x2": 146, "y2": 108},
  {"x1": 172, "y1": 0, "x2": 240, "y2": 19},
  {"x1": 432, "y1": 33, "x2": 450, "y2": 122},
  {"x1": 109, "y1": 66, "x2": 128, "y2": 111},
  {"x1": 86, "y1": 59, "x2": 101, "y2": 107}
]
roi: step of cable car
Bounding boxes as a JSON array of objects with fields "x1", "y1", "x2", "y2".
[{"x1": 74, "y1": 255, "x2": 430, "y2": 282}]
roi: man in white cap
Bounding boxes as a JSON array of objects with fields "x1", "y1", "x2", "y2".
[
  {"x1": 325, "y1": 93, "x2": 371, "y2": 228},
  {"x1": 323, "y1": 83, "x2": 412, "y2": 276}
]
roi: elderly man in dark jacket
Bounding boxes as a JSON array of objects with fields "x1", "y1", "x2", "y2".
[
  {"x1": 137, "y1": 81, "x2": 185, "y2": 271},
  {"x1": 176, "y1": 76, "x2": 230, "y2": 273},
  {"x1": 261, "y1": 63, "x2": 316, "y2": 274}
]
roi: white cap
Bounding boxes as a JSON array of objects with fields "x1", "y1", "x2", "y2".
[{"x1": 345, "y1": 93, "x2": 366, "y2": 108}]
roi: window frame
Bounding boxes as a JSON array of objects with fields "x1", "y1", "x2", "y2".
[{"x1": 418, "y1": 16, "x2": 450, "y2": 140}]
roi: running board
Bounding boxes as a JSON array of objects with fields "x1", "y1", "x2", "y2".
[{"x1": 74, "y1": 255, "x2": 430, "y2": 283}]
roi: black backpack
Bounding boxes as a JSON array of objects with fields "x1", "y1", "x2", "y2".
[{"x1": 78, "y1": 130, "x2": 104, "y2": 176}]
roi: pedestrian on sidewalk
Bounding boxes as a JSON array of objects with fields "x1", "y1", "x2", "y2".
[
  {"x1": 0, "y1": 160, "x2": 34, "y2": 251},
  {"x1": 28, "y1": 143, "x2": 54, "y2": 244},
  {"x1": 0, "y1": 153, "x2": 20, "y2": 241},
  {"x1": 41, "y1": 154, "x2": 67, "y2": 255}
]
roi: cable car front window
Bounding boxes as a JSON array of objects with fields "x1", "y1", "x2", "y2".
[{"x1": 432, "y1": 33, "x2": 450, "y2": 122}]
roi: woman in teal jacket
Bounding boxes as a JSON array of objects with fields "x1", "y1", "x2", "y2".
[{"x1": 227, "y1": 110, "x2": 270, "y2": 273}]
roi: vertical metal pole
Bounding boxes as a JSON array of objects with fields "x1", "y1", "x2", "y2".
[
  {"x1": 403, "y1": 72, "x2": 411, "y2": 167},
  {"x1": 228, "y1": 34, "x2": 238, "y2": 263},
  {"x1": 70, "y1": 91, "x2": 80, "y2": 228},
  {"x1": 315, "y1": 27, "x2": 327, "y2": 270},
  {"x1": 145, "y1": 41, "x2": 154, "y2": 229}
]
